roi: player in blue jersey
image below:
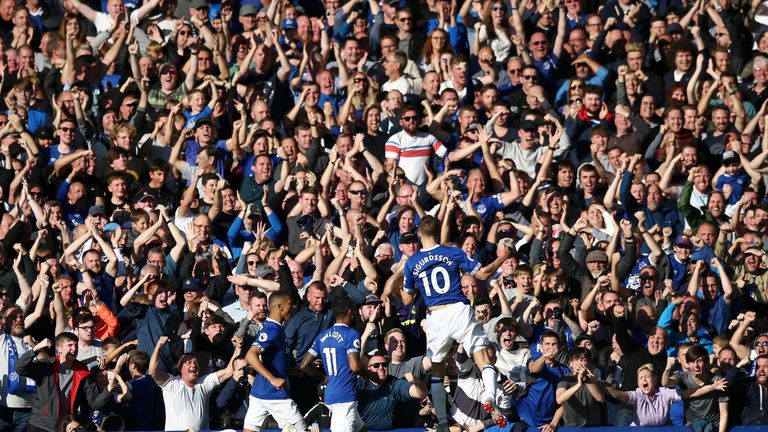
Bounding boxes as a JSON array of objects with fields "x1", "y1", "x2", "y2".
[
  {"x1": 403, "y1": 216, "x2": 511, "y2": 430},
  {"x1": 243, "y1": 292, "x2": 307, "y2": 432},
  {"x1": 301, "y1": 295, "x2": 366, "y2": 432}
]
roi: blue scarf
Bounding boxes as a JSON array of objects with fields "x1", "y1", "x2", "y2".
[{"x1": 7, "y1": 334, "x2": 36, "y2": 393}]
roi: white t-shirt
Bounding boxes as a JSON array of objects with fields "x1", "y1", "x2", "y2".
[
  {"x1": 93, "y1": 10, "x2": 143, "y2": 33},
  {"x1": 385, "y1": 131, "x2": 447, "y2": 186},
  {"x1": 159, "y1": 373, "x2": 221, "y2": 430},
  {"x1": 382, "y1": 76, "x2": 414, "y2": 95}
]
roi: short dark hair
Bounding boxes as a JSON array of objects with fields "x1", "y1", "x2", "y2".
[
  {"x1": 268, "y1": 291, "x2": 290, "y2": 309},
  {"x1": 333, "y1": 295, "x2": 356, "y2": 318},
  {"x1": 541, "y1": 329, "x2": 560, "y2": 343},
  {"x1": 685, "y1": 344, "x2": 710, "y2": 364},
  {"x1": 418, "y1": 215, "x2": 440, "y2": 240},
  {"x1": 56, "y1": 332, "x2": 78, "y2": 347},
  {"x1": 128, "y1": 349, "x2": 150, "y2": 373}
]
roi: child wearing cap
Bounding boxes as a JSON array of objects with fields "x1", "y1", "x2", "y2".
[{"x1": 713, "y1": 142, "x2": 765, "y2": 212}]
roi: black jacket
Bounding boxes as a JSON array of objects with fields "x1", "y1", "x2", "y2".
[{"x1": 15, "y1": 351, "x2": 111, "y2": 432}]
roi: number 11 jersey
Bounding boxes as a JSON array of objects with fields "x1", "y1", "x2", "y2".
[{"x1": 403, "y1": 245, "x2": 481, "y2": 308}]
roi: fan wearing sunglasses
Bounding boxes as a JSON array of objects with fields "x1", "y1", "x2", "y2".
[{"x1": 356, "y1": 354, "x2": 427, "y2": 430}]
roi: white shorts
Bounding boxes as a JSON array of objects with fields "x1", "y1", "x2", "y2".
[
  {"x1": 426, "y1": 302, "x2": 489, "y2": 363},
  {"x1": 328, "y1": 401, "x2": 364, "y2": 432},
  {"x1": 244, "y1": 395, "x2": 307, "y2": 431}
]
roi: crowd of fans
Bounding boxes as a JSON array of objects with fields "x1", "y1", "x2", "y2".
[{"x1": 2, "y1": 0, "x2": 768, "y2": 430}]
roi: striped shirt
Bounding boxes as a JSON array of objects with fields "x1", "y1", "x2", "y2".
[{"x1": 385, "y1": 131, "x2": 446, "y2": 186}]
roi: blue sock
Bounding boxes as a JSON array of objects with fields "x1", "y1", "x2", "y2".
[{"x1": 431, "y1": 376, "x2": 448, "y2": 425}]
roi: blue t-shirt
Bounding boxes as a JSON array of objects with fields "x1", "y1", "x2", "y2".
[
  {"x1": 472, "y1": 194, "x2": 507, "y2": 230},
  {"x1": 308, "y1": 323, "x2": 361, "y2": 404},
  {"x1": 716, "y1": 171, "x2": 750, "y2": 205},
  {"x1": 516, "y1": 360, "x2": 570, "y2": 426},
  {"x1": 251, "y1": 318, "x2": 291, "y2": 400},
  {"x1": 403, "y1": 245, "x2": 481, "y2": 308},
  {"x1": 184, "y1": 106, "x2": 213, "y2": 129},
  {"x1": 668, "y1": 254, "x2": 689, "y2": 292}
]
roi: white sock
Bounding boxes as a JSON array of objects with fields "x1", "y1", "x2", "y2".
[{"x1": 481, "y1": 365, "x2": 498, "y2": 403}]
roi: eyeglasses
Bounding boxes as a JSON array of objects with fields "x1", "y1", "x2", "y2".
[
  {"x1": 370, "y1": 362, "x2": 388, "y2": 368},
  {"x1": 349, "y1": 189, "x2": 368, "y2": 195},
  {"x1": 78, "y1": 326, "x2": 95, "y2": 331},
  {"x1": 0, "y1": 292, "x2": 8, "y2": 298},
  {"x1": 401, "y1": 115, "x2": 419, "y2": 122},
  {"x1": 179, "y1": 31, "x2": 190, "y2": 36},
  {"x1": 522, "y1": 75, "x2": 537, "y2": 80},
  {"x1": 59, "y1": 127, "x2": 76, "y2": 132},
  {"x1": 491, "y1": 6, "x2": 504, "y2": 11},
  {"x1": 570, "y1": 84, "x2": 583, "y2": 90},
  {"x1": 639, "y1": 274, "x2": 657, "y2": 281},
  {"x1": 755, "y1": 341, "x2": 768, "y2": 347},
  {"x1": 161, "y1": 69, "x2": 175, "y2": 75},
  {"x1": 398, "y1": 16, "x2": 412, "y2": 22},
  {"x1": 530, "y1": 40, "x2": 547, "y2": 46},
  {"x1": 508, "y1": 68, "x2": 521, "y2": 74},
  {"x1": 354, "y1": 78, "x2": 366, "y2": 83},
  {"x1": 247, "y1": 261, "x2": 259, "y2": 266}
]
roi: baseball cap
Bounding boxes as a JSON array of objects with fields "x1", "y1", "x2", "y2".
[
  {"x1": 194, "y1": 117, "x2": 213, "y2": 129},
  {"x1": 666, "y1": 23, "x2": 684, "y2": 35},
  {"x1": 674, "y1": 235, "x2": 694, "y2": 249},
  {"x1": 240, "y1": 4, "x2": 258, "y2": 15},
  {"x1": 254, "y1": 264, "x2": 275, "y2": 278},
  {"x1": 35, "y1": 127, "x2": 54, "y2": 141},
  {"x1": 189, "y1": 0, "x2": 209, "y2": 9},
  {"x1": 181, "y1": 279, "x2": 202, "y2": 292},
  {"x1": 362, "y1": 294, "x2": 383, "y2": 306},
  {"x1": 137, "y1": 191, "x2": 157, "y2": 203},
  {"x1": 399, "y1": 232, "x2": 418, "y2": 244},
  {"x1": 519, "y1": 120, "x2": 538, "y2": 132},
  {"x1": 88, "y1": 206, "x2": 106, "y2": 217},
  {"x1": 159, "y1": 62, "x2": 177, "y2": 74},
  {"x1": 283, "y1": 18, "x2": 297, "y2": 29},
  {"x1": 585, "y1": 250, "x2": 608, "y2": 263},
  {"x1": 722, "y1": 150, "x2": 739, "y2": 164}
]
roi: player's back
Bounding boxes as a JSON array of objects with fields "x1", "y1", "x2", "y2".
[
  {"x1": 251, "y1": 319, "x2": 290, "y2": 400},
  {"x1": 311, "y1": 323, "x2": 361, "y2": 404},
  {"x1": 404, "y1": 245, "x2": 481, "y2": 308}
]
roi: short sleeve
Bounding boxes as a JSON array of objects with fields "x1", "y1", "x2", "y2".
[
  {"x1": 626, "y1": 388, "x2": 638, "y2": 405},
  {"x1": 392, "y1": 378, "x2": 413, "y2": 401},
  {"x1": 459, "y1": 251, "x2": 481, "y2": 276},
  {"x1": 432, "y1": 137, "x2": 447, "y2": 158},
  {"x1": 346, "y1": 331, "x2": 361, "y2": 355},
  {"x1": 158, "y1": 374, "x2": 180, "y2": 390},
  {"x1": 253, "y1": 328, "x2": 273, "y2": 351},
  {"x1": 403, "y1": 260, "x2": 415, "y2": 293},
  {"x1": 307, "y1": 337, "x2": 319, "y2": 357},
  {"x1": 385, "y1": 138, "x2": 401, "y2": 159}
]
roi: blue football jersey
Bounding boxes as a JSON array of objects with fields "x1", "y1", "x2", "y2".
[
  {"x1": 251, "y1": 319, "x2": 291, "y2": 400},
  {"x1": 403, "y1": 245, "x2": 481, "y2": 308},
  {"x1": 308, "y1": 323, "x2": 361, "y2": 404}
]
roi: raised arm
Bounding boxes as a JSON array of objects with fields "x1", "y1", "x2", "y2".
[{"x1": 148, "y1": 335, "x2": 171, "y2": 385}]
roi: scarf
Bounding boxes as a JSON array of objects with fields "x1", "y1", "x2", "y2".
[{"x1": 7, "y1": 334, "x2": 37, "y2": 393}]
